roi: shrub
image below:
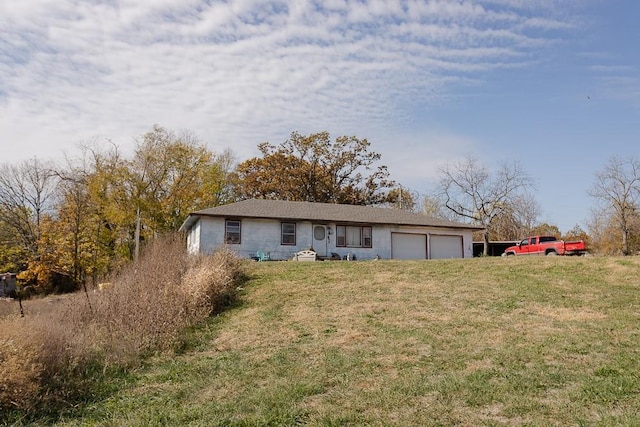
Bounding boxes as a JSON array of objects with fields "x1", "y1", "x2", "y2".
[
  {"x1": 0, "y1": 235, "x2": 246, "y2": 413},
  {"x1": 182, "y1": 247, "x2": 246, "y2": 317}
]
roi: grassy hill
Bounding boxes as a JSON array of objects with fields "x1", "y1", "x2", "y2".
[{"x1": 27, "y1": 256, "x2": 640, "y2": 426}]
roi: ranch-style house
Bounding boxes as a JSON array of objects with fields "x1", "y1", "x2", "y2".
[{"x1": 179, "y1": 199, "x2": 483, "y2": 260}]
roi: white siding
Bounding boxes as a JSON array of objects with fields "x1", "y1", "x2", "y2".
[{"x1": 186, "y1": 219, "x2": 201, "y2": 255}]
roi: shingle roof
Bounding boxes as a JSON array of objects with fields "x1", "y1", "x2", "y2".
[{"x1": 179, "y1": 199, "x2": 483, "y2": 231}]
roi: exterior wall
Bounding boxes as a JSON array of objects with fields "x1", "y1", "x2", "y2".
[
  {"x1": 186, "y1": 219, "x2": 201, "y2": 255},
  {"x1": 195, "y1": 217, "x2": 318, "y2": 260},
  {"x1": 191, "y1": 216, "x2": 475, "y2": 260},
  {"x1": 198, "y1": 216, "x2": 227, "y2": 255}
]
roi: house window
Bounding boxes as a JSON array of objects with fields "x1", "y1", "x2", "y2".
[
  {"x1": 225, "y1": 220, "x2": 241, "y2": 244},
  {"x1": 281, "y1": 222, "x2": 296, "y2": 245},
  {"x1": 336, "y1": 225, "x2": 372, "y2": 248}
]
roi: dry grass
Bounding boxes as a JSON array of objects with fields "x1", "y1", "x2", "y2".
[
  {"x1": 0, "y1": 235, "x2": 246, "y2": 414},
  {"x1": 42, "y1": 255, "x2": 640, "y2": 426}
]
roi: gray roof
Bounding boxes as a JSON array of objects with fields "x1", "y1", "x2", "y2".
[{"x1": 179, "y1": 199, "x2": 483, "y2": 231}]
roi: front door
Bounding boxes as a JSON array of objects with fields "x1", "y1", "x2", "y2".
[{"x1": 312, "y1": 224, "x2": 327, "y2": 257}]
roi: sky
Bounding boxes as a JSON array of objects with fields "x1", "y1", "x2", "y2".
[{"x1": 1, "y1": 0, "x2": 638, "y2": 233}]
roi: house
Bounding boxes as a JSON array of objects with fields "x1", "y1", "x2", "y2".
[
  {"x1": 0, "y1": 273, "x2": 17, "y2": 297},
  {"x1": 179, "y1": 199, "x2": 484, "y2": 260}
]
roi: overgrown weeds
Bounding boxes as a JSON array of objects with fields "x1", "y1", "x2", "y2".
[{"x1": 0, "y1": 235, "x2": 246, "y2": 417}]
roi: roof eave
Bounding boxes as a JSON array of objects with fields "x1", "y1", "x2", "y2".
[{"x1": 182, "y1": 211, "x2": 484, "y2": 230}]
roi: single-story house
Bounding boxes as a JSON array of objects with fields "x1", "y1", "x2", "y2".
[{"x1": 179, "y1": 199, "x2": 484, "y2": 260}]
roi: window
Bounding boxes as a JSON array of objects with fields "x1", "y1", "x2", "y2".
[
  {"x1": 225, "y1": 220, "x2": 241, "y2": 244},
  {"x1": 281, "y1": 222, "x2": 296, "y2": 245},
  {"x1": 336, "y1": 225, "x2": 372, "y2": 248},
  {"x1": 313, "y1": 225, "x2": 326, "y2": 241},
  {"x1": 363, "y1": 227, "x2": 372, "y2": 247}
]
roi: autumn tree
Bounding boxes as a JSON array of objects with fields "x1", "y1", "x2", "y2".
[
  {"x1": 529, "y1": 223, "x2": 561, "y2": 237},
  {"x1": 562, "y1": 224, "x2": 591, "y2": 250},
  {"x1": 0, "y1": 218, "x2": 28, "y2": 273},
  {"x1": 0, "y1": 158, "x2": 60, "y2": 289},
  {"x1": 589, "y1": 156, "x2": 640, "y2": 255},
  {"x1": 385, "y1": 186, "x2": 418, "y2": 211},
  {"x1": 44, "y1": 147, "x2": 118, "y2": 288},
  {"x1": 86, "y1": 126, "x2": 235, "y2": 262},
  {"x1": 234, "y1": 131, "x2": 395, "y2": 205},
  {"x1": 436, "y1": 155, "x2": 534, "y2": 256}
]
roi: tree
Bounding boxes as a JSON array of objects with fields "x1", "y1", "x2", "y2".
[
  {"x1": 0, "y1": 127, "x2": 235, "y2": 294},
  {"x1": 589, "y1": 156, "x2": 640, "y2": 255},
  {"x1": 529, "y1": 223, "x2": 561, "y2": 237},
  {"x1": 88, "y1": 126, "x2": 235, "y2": 262},
  {"x1": 484, "y1": 193, "x2": 542, "y2": 241},
  {"x1": 0, "y1": 218, "x2": 29, "y2": 273},
  {"x1": 49, "y1": 148, "x2": 116, "y2": 288},
  {"x1": 385, "y1": 186, "x2": 417, "y2": 211},
  {"x1": 436, "y1": 155, "x2": 534, "y2": 256},
  {"x1": 563, "y1": 224, "x2": 591, "y2": 249},
  {"x1": 234, "y1": 131, "x2": 395, "y2": 205},
  {"x1": 422, "y1": 193, "x2": 458, "y2": 221},
  {"x1": 0, "y1": 159, "x2": 60, "y2": 290},
  {"x1": 0, "y1": 158, "x2": 58, "y2": 257}
]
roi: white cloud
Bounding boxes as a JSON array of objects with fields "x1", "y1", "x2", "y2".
[{"x1": 0, "y1": 0, "x2": 579, "y2": 167}]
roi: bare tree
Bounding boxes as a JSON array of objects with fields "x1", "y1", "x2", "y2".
[
  {"x1": 437, "y1": 156, "x2": 534, "y2": 256},
  {"x1": 0, "y1": 158, "x2": 58, "y2": 255},
  {"x1": 589, "y1": 156, "x2": 640, "y2": 255},
  {"x1": 485, "y1": 193, "x2": 542, "y2": 241}
]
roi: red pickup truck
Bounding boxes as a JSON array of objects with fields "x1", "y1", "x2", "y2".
[{"x1": 502, "y1": 236, "x2": 587, "y2": 256}]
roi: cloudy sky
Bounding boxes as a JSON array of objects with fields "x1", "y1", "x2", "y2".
[{"x1": 1, "y1": 0, "x2": 638, "y2": 232}]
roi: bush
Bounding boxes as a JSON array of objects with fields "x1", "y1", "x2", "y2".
[
  {"x1": 182, "y1": 247, "x2": 246, "y2": 317},
  {"x1": 0, "y1": 235, "x2": 247, "y2": 413}
]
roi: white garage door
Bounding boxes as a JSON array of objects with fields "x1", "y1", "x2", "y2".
[
  {"x1": 430, "y1": 234, "x2": 463, "y2": 259},
  {"x1": 391, "y1": 233, "x2": 427, "y2": 260}
]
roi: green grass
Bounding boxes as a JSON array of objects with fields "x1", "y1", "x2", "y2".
[{"x1": 10, "y1": 256, "x2": 640, "y2": 426}]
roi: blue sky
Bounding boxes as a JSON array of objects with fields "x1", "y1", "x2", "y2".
[{"x1": 1, "y1": 0, "x2": 638, "y2": 233}]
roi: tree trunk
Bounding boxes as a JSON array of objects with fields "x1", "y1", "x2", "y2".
[{"x1": 483, "y1": 230, "x2": 490, "y2": 257}]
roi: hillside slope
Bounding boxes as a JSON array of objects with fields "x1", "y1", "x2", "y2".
[{"x1": 45, "y1": 257, "x2": 640, "y2": 426}]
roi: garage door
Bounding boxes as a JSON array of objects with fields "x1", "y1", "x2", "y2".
[
  {"x1": 391, "y1": 233, "x2": 427, "y2": 260},
  {"x1": 430, "y1": 234, "x2": 463, "y2": 259}
]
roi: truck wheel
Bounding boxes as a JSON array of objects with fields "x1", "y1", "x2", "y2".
[{"x1": 546, "y1": 251, "x2": 558, "y2": 256}]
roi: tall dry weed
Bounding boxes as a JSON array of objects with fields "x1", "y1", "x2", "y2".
[
  {"x1": 182, "y1": 247, "x2": 246, "y2": 317},
  {"x1": 0, "y1": 319, "x2": 44, "y2": 410},
  {"x1": 84, "y1": 235, "x2": 193, "y2": 365},
  {"x1": 0, "y1": 305, "x2": 90, "y2": 412},
  {"x1": 0, "y1": 235, "x2": 246, "y2": 413}
]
